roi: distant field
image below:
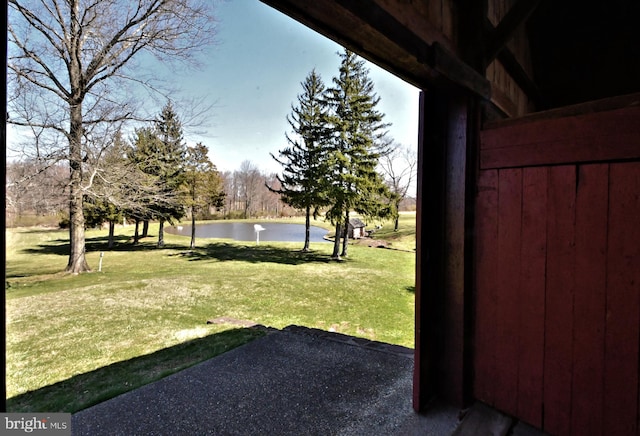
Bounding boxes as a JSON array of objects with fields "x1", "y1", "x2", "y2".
[{"x1": 5, "y1": 213, "x2": 416, "y2": 412}]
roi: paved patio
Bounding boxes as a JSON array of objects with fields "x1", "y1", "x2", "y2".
[{"x1": 71, "y1": 326, "x2": 545, "y2": 435}]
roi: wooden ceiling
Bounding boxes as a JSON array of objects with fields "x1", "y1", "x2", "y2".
[
  {"x1": 260, "y1": 0, "x2": 640, "y2": 115},
  {"x1": 527, "y1": 0, "x2": 640, "y2": 109}
]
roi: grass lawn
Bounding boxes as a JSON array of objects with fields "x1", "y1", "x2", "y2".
[{"x1": 5, "y1": 213, "x2": 416, "y2": 413}]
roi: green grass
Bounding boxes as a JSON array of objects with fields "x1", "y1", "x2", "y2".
[
  {"x1": 5, "y1": 214, "x2": 416, "y2": 412},
  {"x1": 364, "y1": 212, "x2": 417, "y2": 252}
]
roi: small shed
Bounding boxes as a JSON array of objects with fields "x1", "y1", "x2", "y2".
[{"x1": 347, "y1": 218, "x2": 366, "y2": 239}]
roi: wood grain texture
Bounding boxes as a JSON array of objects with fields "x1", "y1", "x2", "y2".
[
  {"x1": 604, "y1": 162, "x2": 640, "y2": 435},
  {"x1": 481, "y1": 106, "x2": 640, "y2": 169},
  {"x1": 571, "y1": 164, "x2": 608, "y2": 436},
  {"x1": 516, "y1": 166, "x2": 547, "y2": 428}
]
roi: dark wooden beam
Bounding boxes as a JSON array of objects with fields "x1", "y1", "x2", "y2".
[
  {"x1": 338, "y1": 0, "x2": 430, "y2": 64},
  {"x1": 484, "y1": 0, "x2": 542, "y2": 65},
  {"x1": 429, "y1": 43, "x2": 491, "y2": 100},
  {"x1": 480, "y1": 105, "x2": 640, "y2": 169},
  {"x1": 338, "y1": 1, "x2": 490, "y2": 99},
  {"x1": 496, "y1": 46, "x2": 544, "y2": 108},
  {"x1": 482, "y1": 16, "x2": 544, "y2": 109},
  {"x1": 260, "y1": 0, "x2": 491, "y2": 99},
  {"x1": 457, "y1": 0, "x2": 488, "y2": 72},
  {"x1": 414, "y1": 88, "x2": 474, "y2": 411}
]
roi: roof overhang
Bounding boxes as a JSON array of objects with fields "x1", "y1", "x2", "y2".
[{"x1": 260, "y1": 0, "x2": 491, "y2": 99}]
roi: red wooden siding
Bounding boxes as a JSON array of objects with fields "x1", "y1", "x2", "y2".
[
  {"x1": 604, "y1": 162, "x2": 640, "y2": 435},
  {"x1": 473, "y1": 169, "x2": 499, "y2": 406},
  {"x1": 480, "y1": 106, "x2": 640, "y2": 169},
  {"x1": 517, "y1": 166, "x2": 547, "y2": 427},
  {"x1": 474, "y1": 105, "x2": 640, "y2": 435},
  {"x1": 571, "y1": 164, "x2": 608, "y2": 436},
  {"x1": 543, "y1": 165, "x2": 576, "y2": 435},
  {"x1": 494, "y1": 168, "x2": 522, "y2": 416}
]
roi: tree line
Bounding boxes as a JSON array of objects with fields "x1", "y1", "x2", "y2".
[
  {"x1": 5, "y1": 104, "x2": 297, "y2": 242},
  {"x1": 7, "y1": 1, "x2": 414, "y2": 272}
]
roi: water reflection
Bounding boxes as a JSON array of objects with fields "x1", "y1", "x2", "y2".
[{"x1": 166, "y1": 222, "x2": 329, "y2": 243}]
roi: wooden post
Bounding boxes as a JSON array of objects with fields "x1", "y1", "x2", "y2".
[{"x1": 414, "y1": 88, "x2": 476, "y2": 411}]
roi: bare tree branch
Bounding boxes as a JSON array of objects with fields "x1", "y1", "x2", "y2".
[{"x1": 7, "y1": 0, "x2": 218, "y2": 273}]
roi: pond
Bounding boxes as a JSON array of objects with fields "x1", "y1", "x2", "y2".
[{"x1": 166, "y1": 222, "x2": 330, "y2": 243}]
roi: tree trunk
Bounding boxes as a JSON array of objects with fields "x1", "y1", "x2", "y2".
[
  {"x1": 158, "y1": 218, "x2": 165, "y2": 247},
  {"x1": 302, "y1": 205, "x2": 311, "y2": 252},
  {"x1": 142, "y1": 220, "x2": 149, "y2": 237},
  {"x1": 65, "y1": 99, "x2": 90, "y2": 273},
  {"x1": 134, "y1": 219, "x2": 140, "y2": 244},
  {"x1": 108, "y1": 221, "x2": 115, "y2": 248},
  {"x1": 190, "y1": 207, "x2": 196, "y2": 249},
  {"x1": 331, "y1": 223, "x2": 342, "y2": 259},
  {"x1": 341, "y1": 211, "x2": 350, "y2": 257}
]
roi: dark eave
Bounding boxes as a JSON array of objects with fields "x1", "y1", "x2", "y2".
[
  {"x1": 259, "y1": 0, "x2": 490, "y2": 99},
  {"x1": 261, "y1": 0, "x2": 640, "y2": 114}
]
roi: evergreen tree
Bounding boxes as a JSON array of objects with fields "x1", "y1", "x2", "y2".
[
  {"x1": 184, "y1": 143, "x2": 225, "y2": 249},
  {"x1": 269, "y1": 69, "x2": 331, "y2": 251},
  {"x1": 325, "y1": 49, "x2": 392, "y2": 259},
  {"x1": 128, "y1": 126, "x2": 161, "y2": 243},
  {"x1": 129, "y1": 102, "x2": 187, "y2": 247},
  {"x1": 154, "y1": 101, "x2": 187, "y2": 247}
]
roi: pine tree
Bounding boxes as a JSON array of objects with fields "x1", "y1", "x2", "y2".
[
  {"x1": 184, "y1": 143, "x2": 225, "y2": 249},
  {"x1": 269, "y1": 69, "x2": 331, "y2": 251},
  {"x1": 129, "y1": 102, "x2": 187, "y2": 247},
  {"x1": 152, "y1": 101, "x2": 187, "y2": 247},
  {"x1": 128, "y1": 126, "x2": 160, "y2": 243},
  {"x1": 325, "y1": 49, "x2": 392, "y2": 259}
]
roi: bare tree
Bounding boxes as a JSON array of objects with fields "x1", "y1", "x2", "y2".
[
  {"x1": 7, "y1": 0, "x2": 216, "y2": 273},
  {"x1": 263, "y1": 173, "x2": 290, "y2": 217},
  {"x1": 219, "y1": 171, "x2": 234, "y2": 217},
  {"x1": 6, "y1": 159, "x2": 68, "y2": 226},
  {"x1": 235, "y1": 160, "x2": 262, "y2": 219},
  {"x1": 378, "y1": 143, "x2": 417, "y2": 231}
]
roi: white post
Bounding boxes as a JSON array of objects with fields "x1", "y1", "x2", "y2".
[
  {"x1": 254, "y1": 224, "x2": 265, "y2": 245},
  {"x1": 98, "y1": 251, "x2": 104, "y2": 272}
]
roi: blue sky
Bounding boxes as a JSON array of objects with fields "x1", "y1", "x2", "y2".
[{"x1": 183, "y1": 0, "x2": 420, "y2": 174}]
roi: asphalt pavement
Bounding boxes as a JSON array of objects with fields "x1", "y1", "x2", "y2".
[{"x1": 71, "y1": 325, "x2": 461, "y2": 435}]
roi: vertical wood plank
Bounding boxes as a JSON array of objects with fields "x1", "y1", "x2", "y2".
[
  {"x1": 442, "y1": 93, "x2": 470, "y2": 406},
  {"x1": 473, "y1": 169, "x2": 499, "y2": 406},
  {"x1": 414, "y1": 91, "x2": 438, "y2": 411},
  {"x1": 493, "y1": 168, "x2": 523, "y2": 417},
  {"x1": 604, "y1": 161, "x2": 640, "y2": 435},
  {"x1": 571, "y1": 164, "x2": 609, "y2": 435},
  {"x1": 517, "y1": 166, "x2": 548, "y2": 428},
  {"x1": 543, "y1": 165, "x2": 576, "y2": 436},
  {"x1": 415, "y1": 88, "x2": 472, "y2": 411}
]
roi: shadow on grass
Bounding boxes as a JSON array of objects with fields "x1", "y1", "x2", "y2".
[
  {"x1": 6, "y1": 327, "x2": 265, "y2": 414},
  {"x1": 17, "y1": 235, "x2": 335, "y2": 270},
  {"x1": 19, "y1": 235, "x2": 185, "y2": 257},
  {"x1": 175, "y1": 242, "x2": 335, "y2": 265}
]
